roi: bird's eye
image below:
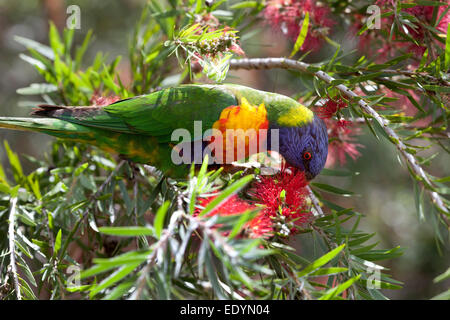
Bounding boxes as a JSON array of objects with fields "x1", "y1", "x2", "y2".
[{"x1": 303, "y1": 151, "x2": 312, "y2": 160}]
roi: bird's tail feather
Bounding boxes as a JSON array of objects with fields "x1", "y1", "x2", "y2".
[{"x1": 0, "y1": 117, "x2": 96, "y2": 141}]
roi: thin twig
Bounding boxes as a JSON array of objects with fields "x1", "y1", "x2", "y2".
[
  {"x1": 142, "y1": 164, "x2": 162, "y2": 178},
  {"x1": 307, "y1": 186, "x2": 324, "y2": 218},
  {"x1": 8, "y1": 197, "x2": 21, "y2": 300},
  {"x1": 230, "y1": 57, "x2": 449, "y2": 223}
]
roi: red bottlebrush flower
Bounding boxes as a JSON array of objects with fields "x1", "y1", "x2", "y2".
[
  {"x1": 403, "y1": 4, "x2": 450, "y2": 55},
  {"x1": 195, "y1": 194, "x2": 271, "y2": 238},
  {"x1": 195, "y1": 166, "x2": 313, "y2": 238},
  {"x1": 248, "y1": 166, "x2": 312, "y2": 236},
  {"x1": 263, "y1": 0, "x2": 334, "y2": 52},
  {"x1": 336, "y1": 119, "x2": 352, "y2": 128},
  {"x1": 351, "y1": 15, "x2": 398, "y2": 62},
  {"x1": 436, "y1": 5, "x2": 450, "y2": 34},
  {"x1": 90, "y1": 92, "x2": 121, "y2": 106},
  {"x1": 313, "y1": 97, "x2": 362, "y2": 167},
  {"x1": 324, "y1": 118, "x2": 363, "y2": 167},
  {"x1": 316, "y1": 98, "x2": 348, "y2": 119},
  {"x1": 229, "y1": 43, "x2": 245, "y2": 56},
  {"x1": 246, "y1": 213, "x2": 274, "y2": 239},
  {"x1": 196, "y1": 194, "x2": 254, "y2": 218}
]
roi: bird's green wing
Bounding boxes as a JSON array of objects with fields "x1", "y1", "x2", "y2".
[
  {"x1": 42, "y1": 84, "x2": 238, "y2": 142},
  {"x1": 104, "y1": 84, "x2": 238, "y2": 142}
]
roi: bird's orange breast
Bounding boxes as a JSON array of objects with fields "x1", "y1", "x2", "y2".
[{"x1": 210, "y1": 97, "x2": 269, "y2": 163}]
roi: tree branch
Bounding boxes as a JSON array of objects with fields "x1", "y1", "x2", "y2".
[
  {"x1": 307, "y1": 186, "x2": 324, "y2": 218},
  {"x1": 230, "y1": 57, "x2": 449, "y2": 222}
]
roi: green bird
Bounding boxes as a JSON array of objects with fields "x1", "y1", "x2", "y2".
[{"x1": 0, "y1": 84, "x2": 328, "y2": 179}]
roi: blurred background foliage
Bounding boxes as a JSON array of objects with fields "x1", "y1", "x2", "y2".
[{"x1": 0, "y1": 0, "x2": 448, "y2": 299}]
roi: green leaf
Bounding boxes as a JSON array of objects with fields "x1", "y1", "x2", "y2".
[
  {"x1": 319, "y1": 275, "x2": 361, "y2": 300},
  {"x1": 15, "y1": 239, "x2": 32, "y2": 259},
  {"x1": 349, "y1": 242, "x2": 380, "y2": 255},
  {"x1": 66, "y1": 284, "x2": 92, "y2": 293},
  {"x1": 4, "y1": 141, "x2": 24, "y2": 183},
  {"x1": 89, "y1": 262, "x2": 141, "y2": 298},
  {"x1": 290, "y1": 11, "x2": 309, "y2": 57},
  {"x1": 53, "y1": 229, "x2": 62, "y2": 257},
  {"x1": 434, "y1": 267, "x2": 450, "y2": 283},
  {"x1": 16, "y1": 83, "x2": 58, "y2": 95},
  {"x1": 63, "y1": 27, "x2": 75, "y2": 57},
  {"x1": 414, "y1": 181, "x2": 425, "y2": 221},
  {"x1": 445, "y1": 23, "x2": 450, "y2": 70},
  {"x1": 102, "y1": 281, "x2": 135, "y2": 300},
  {"x1": 154, "y1": 201, "x2": 170, "y2": 238},
  {"x1": 431, "y1": 289, "x2": 450, "y2": 300},
  {"x1": 19, "y1": 54, "x2": 46, "y2": 70},
  {"x1": 298, "y1": 244, "x2": 345, "y2": 277},
  {"x1": 355, "y1": 246, "x2": 403, "y2": 261},
  {"x1": 200, "y1": 174, "x2": 254, "y2": 217},
  {"x1": 423, "y1": 85, "x2": 450, "y2": 93},
  {"x1": 18, "y1": 276, "x2": 37, "y2": 300},
  {"x1": 81, "y1": 251, "x2": 150, "y2": 279},
  {"x1": 17, "y1": 260, "x2": 37, "y2": 287},
  {"x1": 348, "y1": 72, "x2": 385, "y2": 84},
  {"x1": 435, "y1": 176, "x2": 450, "y2": 183},
  {"x1": 414, "y1": 1, "x2": 448, "y2": 7},
  {"x1": 228, "y1": 210, "x2": 259, "y2": 239},
  {"x1": 14, "y1": 35, "x2": 55, "y2": 60},
  {"x1": 320, "y1": 168, "x2": 357, "y2": 177},
  {"x1": 230, "y1": 1, "x2": 262, "y2": 9},
  {"x1": 326, "y1": 45, "x2": 341, "y2": 72},
  {"x1": 49, "y1": 22, "x2": 63, "y2": 56},
  {"x1": 370, "y1": 118, "x2": 391, "y2": 142},
  {"x1": 99, "y1": 226, "x2": 155, "y2": 237},
  {"x1": 310, "y1": 267, "x2": 348, "y2": 276},
  {"x1": 204, "y1": 250, "x2": 227, "y2": 299},
  {"x1": 359, "y1": 279, "x2": 402, "y2": 290},
  {"x1": 310, "y1": 183, "x2": 354, "y2": 196},
  {"x1": 348, "y1": 233, "x2": 376, "y2": 246}
]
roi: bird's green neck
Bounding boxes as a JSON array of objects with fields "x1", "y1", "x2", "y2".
[{"x1": 223, "y1": 83, "x2": 314, "y2": 126}]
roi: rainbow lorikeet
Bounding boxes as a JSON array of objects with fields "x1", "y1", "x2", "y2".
[{"x1": 0, "y1": 84, "x2": 328, "y2": 179}]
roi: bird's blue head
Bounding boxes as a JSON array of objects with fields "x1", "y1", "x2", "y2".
[{"x1": 269, "y1": 115, "x2": 328, "y2": 180}]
